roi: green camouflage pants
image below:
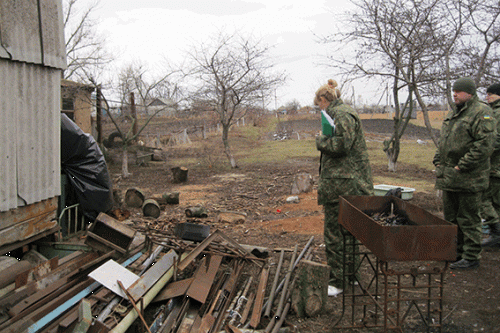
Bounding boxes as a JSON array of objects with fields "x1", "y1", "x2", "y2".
[
  {"x1": 324, "y1": 202, "x2": 358, "y2": 288},
  {"x1": 481, "y1": 178, "x2": 500, "y2": 226},
  {"x1": 442, "y1": 191, "x2": 482, "y2": 261}
]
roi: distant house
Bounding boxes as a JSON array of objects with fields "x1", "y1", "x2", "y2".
[
  {"x1": 61, "y1": 79, "x2": 94, "y2": 134},
  {"x1": 147, "y1": 98, "x2": 176, "y2": 117}
]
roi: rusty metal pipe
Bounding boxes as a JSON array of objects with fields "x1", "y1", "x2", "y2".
[
  {"x1": 274, "y1": 244, "x2": 297, "y2": 321},
  {"x1": 96, "y1": 246, "x2": 164, "y2": 324},
  {"x1": 109, "y1": 250, "x2": 182, "y2": 333},
  {"x1": 270, "y1": 301, "x2": 290, "y2": 333},
  {"x1": 264, "y1": 250, "x2": 284, "y2": 318},
  {"x1": 262, "y1": 236, "x2": 313, "y2": 313}
]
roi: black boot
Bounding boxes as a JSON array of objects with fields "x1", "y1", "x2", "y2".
[{"x1": 482, "y1": 223, "x2": 500, "y2": 247}]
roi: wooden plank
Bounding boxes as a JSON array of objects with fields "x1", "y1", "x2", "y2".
[
  {"x1": 8, "y1": 274, "x2": 80, "y2": 317},
  {"x1": 85, "y1": 232, "x2": 127, "y2": 254},
  {"x1": 58, "y1": 288, "x2": 111, "y2": 329},
  {"x1": 0, "y1": 279, "x2": 95, "y2": 333},
  {"x1": 0, "y1": 252, "x2": 100, "y2": 310},
  {"x1": 0, "y1": 226, "x2": 59, "y2": 257},
  {"x1": 0, "y1": 198, "x2": 57, "y2": 230}
]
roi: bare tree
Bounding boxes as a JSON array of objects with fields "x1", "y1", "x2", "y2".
[
  {"x1": 464, "y1": 0, "x2": 500, "y2": 86},
  {"x1": 285, "y1": 99, "x2": 301, "y2": 115},
  {"x1": 320, "y1": 0, "x2": 471, "y2": 170},
  {"x1": 116, "y1": 61, "x2": 183, "y2": 116},
  {"x1": 101, "y1": 62, "x2": 184, "y2": 177},
  {"x1": 63, "y1": 0, "x2": 112, "y2": 82},
  {"x1": 186, "y1": 31, "x2": 286, "y2": 168}
]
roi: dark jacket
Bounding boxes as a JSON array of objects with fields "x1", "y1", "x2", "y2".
[
  {"x1": 433, "y1": 95, "x2": 496, "y2": 192},
  {"x1": 488, "y1": 99, "x2": 500, "y2": 178},
  {"x1": 316, "y1": 99, "x2": 373, "y2": 205}
]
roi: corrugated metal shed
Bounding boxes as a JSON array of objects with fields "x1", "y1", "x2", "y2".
[
  {"x1": 0, "y1": 0, "x2": 66, "y2": 213},
  {"x1": 0, "y1": 0, "x2": 66, "y2": 69}
]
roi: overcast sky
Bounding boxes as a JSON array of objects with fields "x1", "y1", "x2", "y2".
[{"x1": 84, "y1": 0, "x2": 379, "y2": 108}]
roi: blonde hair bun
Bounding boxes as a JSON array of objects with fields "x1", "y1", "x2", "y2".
[{"x1": 314, "y1": 79, "x2": 341, "y2": 105}]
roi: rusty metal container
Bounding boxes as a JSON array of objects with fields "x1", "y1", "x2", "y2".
[{"x1": 339, "y1": 195, "x2": 457, "y2": 261}]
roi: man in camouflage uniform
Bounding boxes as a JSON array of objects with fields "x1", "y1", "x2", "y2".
[
  {"x1": 481, "y1": 82, "x2": 500, "y2": 247},
  {"x1": 315, "y1": 79, "x2": 373, "y2": 296},
  {"x1": 433, "y1": 77, "x2": 496, "y2": 269}
]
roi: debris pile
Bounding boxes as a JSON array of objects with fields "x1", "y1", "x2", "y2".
[
  {"x1": 0, "y1": 213, "x2": 320, "y2": 333},
  {"x1": 369, "y1": 211, "x2": 413, "y2": 226}
]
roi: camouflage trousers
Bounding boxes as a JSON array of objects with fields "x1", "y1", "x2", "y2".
[
  {"x1": 324, "y1": 202, "x2": 359, "y2": 288},
  {"x1": 442, "y1": 191, "x2": 482, "y2": 261},
  {"x1": 481, "y1": 178, "x2": 500, "y2": 226}
]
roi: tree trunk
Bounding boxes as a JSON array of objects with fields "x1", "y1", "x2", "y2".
[
  {"x1": 185, "y1": 206, "x2": 208, "y2": 218},
  {"x1": 142, "y1": 199, "x2": 161, "y2": 218},
  {"x1": 171, "y1": 167, "x2": 188, "y2": 183},
  {"x1": 122, "y1": 147, "x2": 131, "y2": 178},
  {"x1": 125, "y1": 188, "x2": 145, "y2": 208},
  {"x1": 222, "y1": 124, "x2": 238, "y2": 168},
  {"x1": 162, "y1": 192, "x2": 180, "y2": 205},
  {"x1": 291, "y1": 260, "x2": 329, "y2": 318},
  {"x1": 413, "y1": 88, "x2": 439, "y2": 147}
]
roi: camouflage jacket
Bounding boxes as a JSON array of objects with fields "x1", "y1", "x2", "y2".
[
  {"x1": 316, "y1": 99, "x2": 374, "y2": 205},
  {"x1": 433, "y1": 94, "x2": 496, "y2": 192},
  {"x1": 489, "y1": 99, "x2": 500, "y2": 178}
]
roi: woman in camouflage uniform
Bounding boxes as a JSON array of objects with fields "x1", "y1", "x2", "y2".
[{"x1": 314, "y1": 79, "x2": 374, "y2": 296}]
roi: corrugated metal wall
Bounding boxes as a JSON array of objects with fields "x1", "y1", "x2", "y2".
[{"x1": 0, "y1": 0, "x2": 66, "y2": 213}]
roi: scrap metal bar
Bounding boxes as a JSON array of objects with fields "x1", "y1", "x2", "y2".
[
  {"x1": 240, "y1": 291, "x2": 255, "y2": 325},
  {"x1": 96, "y1": 246, "x2": 163, "y2": 324},
  {"x1": 118, "y1": 280, "x2": 152, "y2": 333},
  {"x1": 25, "y1": 251, "x2": 143, "y2": 333},
  {"x1": 128, "y1": 250, "x2": 178, "y2": 302},
  {"x1": 178, "y1": 230, "x2": 260, "y2": 271},
  {"x1": 0, "y1": 252, "x2": 100, "y2": 311},
  {"x1": 229, "y1": 276, "x2": 253, "y2": 327},
  {"x1": 264, "y1": 249, "x2": 284, "y2": 317},
  {"x1": 212, "y1": 260, "x2": 245, "y2": 333},
  {"x1": 110, "y1": 251, "x2": 185, "y2": 333},
  {"x1": 262, "y1": 236, "x2": 313, "y2": 313},
  {"x1": 185, "y1": 255, "x2": 223, "y2": 304},
  {"x1": 249, "y1": 264, "x2": 269, "y2": 328},
  {"x1": 153, "y1": 278, "x2": 194, "y2": 303},
  {"x1": 270, "y1": 302, "x2": 290, "y2": 333},
  {"x1": 177, "y1": 232, "x2": 220, "y2": 271},
  {"x1": 275, "y1": 245, "x2": 297, "y2": 320}
]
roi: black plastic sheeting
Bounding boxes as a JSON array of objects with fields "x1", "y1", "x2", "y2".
[{"x1": 61, "y1": 114, "x2": 114, "y2": 220}]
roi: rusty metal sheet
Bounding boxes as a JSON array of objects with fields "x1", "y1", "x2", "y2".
[
  {"x1": 153, "y1": 278, "x2": 194, "y2": 303},
  {"x1": 186, "y1": 255, "x2": 223, "y2": 304},
  {"x1": 339, "y1": 196, "x2": 457, "y2": 261},
  {"x1": 250, "y1": 265, "x2": 269, "y2": 328},
  {"x1": 127, "y1": 250, "x2": 178, "y2": 302},
  {"x1": 15, "y1": 257, "x2": 58, "y2": 288}
]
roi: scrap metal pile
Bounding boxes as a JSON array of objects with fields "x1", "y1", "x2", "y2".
[{"x1": 0, "y1": 213, "x2": 316, "y2": 333}]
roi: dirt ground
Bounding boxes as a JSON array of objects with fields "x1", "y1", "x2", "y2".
[{"x1": 105, "y1": 117, "x2": 500, "y2": 332}]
